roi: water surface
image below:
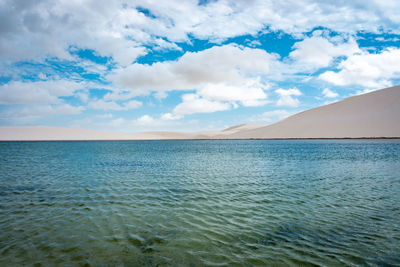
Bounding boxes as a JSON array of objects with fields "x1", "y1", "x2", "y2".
[{"x1": 0, "y1": 140, "x2": 399, "y2": 266}]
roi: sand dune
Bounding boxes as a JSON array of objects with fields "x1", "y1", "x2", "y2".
[
  {"x1": 0, "y1": 85, "x2": 399, "y2": 140},
  {"x1": 225, "y1": 85, "x2": 400, "y2": 139}
]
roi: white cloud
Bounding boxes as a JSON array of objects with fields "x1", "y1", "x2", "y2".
[
  {"x1": 0, "y1": 103, "x2": 83, "y2": 125},
  {"x1": 28, "y1": 104, "x2": 83, "y2": 116},
  {"x1": 109, "y1": 44, "x2": 275, "y2": 113},
  {"x1": 160, "y1": 113, "x2": 182, "y2": 121},
  {"x1": 1, "y1": 0, "x2": 400, "y2": 66},
  {"x1": 134, "y1": 114, "x2": 182, "y2": 128},
  {"x1": 136, "y1": 115, "x2": 155, "y2": 126},
  {"x1": 275, "y1": 88, "x2": 302, "y2": 96},
  {"x1": 133, "y1": 0, "x2": 400, "y2": 40},
  {"x1": 289, "y1": 35, "x2": 360, "y2": 69},
  {"x1": 173, "y1": 94, "x2": 232, "y2": 116},
  {"x1": 103, "y1": 90, "x2": 139, "y2": 101},
  {"x1": 247, "y1": 40, "x2": 262, "y2": 47},
  {"x1": 319, "y1": 47, "x2": 400, "y2": 88},
  {"x1": 124, "y1": 100, "x2": 143, "y2": 109},
  {"x1": 0, "y1": 0, "x2": 148, "y2": 65},
  {"x1": 0, "y1": 80, "x2": 84, "y2": 104},
  {"x1": 96, "y1": 113, "x2": 113, "y2": 119},
  {"x1": 376, "y1": 37, "x2": 400, "y2": 42},
  {"x1": 153, "y1": 38, "x2": 182, "y2": 51},
  {"x1": 198, "y1": 81, "x2": 268, "y2": 107},
  {"x1": 110, "y1": 44, "x2": 277, "y2": 93},
  {"x1": 94, "y1": 38, "x2": 147, "y2": 66},
  {"x1": 79, "y1": 113, "x2": 187, "y2": 132},
  {"x1": 76, "y1": 60, "x2": 109, "y2": 76},
  {"x1": 277, "y1": 97, "x2": 299, "y2": 108},
  {"x1": 322, "y1": 88, "x2": 339, "y2": 98},
  {"x1": 88, "y1": 99, "x2": 142, "y2": 111},
  {"x1": 77, "y1": 91, "x2": 89, "y2": 103},
  {"x1": 275, "y1": 88, "x2": 302, "y2": 107},
  {"x1": 38, "y1": 73, "x2": 47, "y2": 79},
  {"x1": 240, "y1": 99, "x2": 270, "y2": 107},
  {"x1": 88, "y1": 100, "x2": 125, "y2": 110},
  {"x1": 0, "y1": 79, "x2": 88, "y2": 125}
]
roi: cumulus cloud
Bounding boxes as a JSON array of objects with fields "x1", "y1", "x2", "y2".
[
  {"x1": 109, "y1": 44, "x2": 276, "y2": 92},
  {"x1": 173, "y1": 94, "x2": 232, "y2": 116},
  {"x1": 275, "y1": 88, "x2": 302, "y2": 107},
  {"x1": 98, "y1": 114, "x2": 182, "y2": 131},
  {"x1": 109, "y1": 44, "x2": 275, "y2": 115},
  {"x1": 88, "y1": 99, "x2": 142, "y2": 111},
  {"x1": 289, "y1": 34, "x2": 360, "y2": 69},
  {"x1": 0, "y1": 104, "x2": 83, "y2": 125},
  {"x1": 0, "y1": 0, "x2": 148, "y2": 65},
  {"x1": 136, "y1": 115, "x2": 155, "y2": 126},
  {"x1": 153, "y1": 38, "x2": 182, "y2": 51},
  {"x1": 322, "y1": 88, "x2": 339, "y2": 98},
  {"x1": 103, "y1": 90, "x2": 139, "y2": 101},
  {"x1": 0, "y1": 78, "x2": 89, "y2": 125},
  {"x1": 160, "y1": 113, "x2": 182, "y2": 121},
  {"x1": 319, "y1": 47, "x2": 400, "y2": 88},
  {"x1": 87, "y1": 113, "x2": 188, "y2": 132},
  {"x1": 0, "y1": 80, "x2": 85, "y2": 104},
  {"x1": 198, "y1": 81, "x2": 268, "y2": 107},
  {"x1": 21, "y1": 104, "x2": 83, "y2": 116}
]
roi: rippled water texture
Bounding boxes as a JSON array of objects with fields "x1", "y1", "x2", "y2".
[{"x1": 1, "y1": 140, "x2": 400, "y2": 266}]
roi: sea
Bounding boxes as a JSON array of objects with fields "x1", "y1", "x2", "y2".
[{"x1": 0, "y1": 140, "x2": 399, "y2": 266}]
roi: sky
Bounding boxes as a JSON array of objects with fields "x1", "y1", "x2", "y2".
[{"x1": 0, "y1": 0, "x2": 400, "y2": 133}]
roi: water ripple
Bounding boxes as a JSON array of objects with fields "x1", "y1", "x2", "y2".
[{"x1": 0, "y1": 140, "x2": 400, "y2": 266}]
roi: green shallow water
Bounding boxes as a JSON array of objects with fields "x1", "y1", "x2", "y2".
[{"x1": 0, "y1": 140, "x2": 399, "y2": 266}]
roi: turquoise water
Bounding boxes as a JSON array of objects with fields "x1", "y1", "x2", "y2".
[{"x1": 0, "y1": 140, "x2": 399, "y2": 266}]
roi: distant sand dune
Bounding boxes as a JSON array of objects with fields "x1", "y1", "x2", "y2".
[{"x1": 0, "y1": 85, "x2": 399, "y2": 140}]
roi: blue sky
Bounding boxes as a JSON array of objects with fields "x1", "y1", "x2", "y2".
[{"x1": 0, "y1": 0, "x2": 400, "y2": 132}]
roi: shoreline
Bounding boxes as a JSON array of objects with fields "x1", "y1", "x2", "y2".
[{"x1": 1, "y1": 137, "x2": 400, "y2": 142}]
